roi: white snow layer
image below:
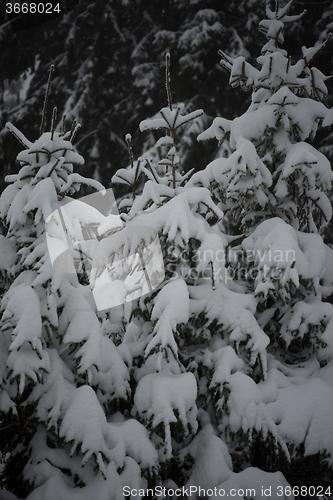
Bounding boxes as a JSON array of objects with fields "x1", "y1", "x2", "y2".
[{"x1": 135, "y1": 370, "x2": 198, "y2": 458}]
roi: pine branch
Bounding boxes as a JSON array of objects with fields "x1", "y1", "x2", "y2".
[
  {"x1": 218, "y1": 49, "x2": 234, "y2": 72},
  {"x1": 171, "y1": 106, "x2": 182, "y2": 132},
  {"x1": 303, "y1": 33, "x2": 332, "y2": 69},
  {"x1": 40, "y1": 65, "x2": 55, "y2": 137},
  {"x1": 160, "y1": 108, "x2": 173, "y2": 135},
  {"x1": 69, "y1": 120, "x2": 81, "y2": 143},
  {"x1": 210, "y1": 261, "x2": 216, "y2": 290},
  {"x1": 201, "y1": 201, "x2": 223, "y2": 221},
  {"x1": 113, "y1": 174, "x2": 132, "y2": 186},
  {"x1": 47, "y1": 157, "x2": 62, "y2": 178},
  {"x1": 125, "y1": 134, "x2": 141, "y2": 199},
  {"x1": 165, "y1": 52, "x2": 172, "y2": 111},
  {"x1": 125, "y1": 133, "x2": 134, "y2": 170},
  {"x1": 50, "y1": 107, "x2": 57, "y2": 140},
  {"x1": 180, "y1": 168, "x2": 195, "y2": 186},
  {"x1": 61, "y1": 114, "x2": 66, "y2": 136},
  {"x1": 144, "y1": 158, "x2": 159, "y2": 184},
  {"x1": 5, "y1": 122, "x2": 32, "y2": 149}
]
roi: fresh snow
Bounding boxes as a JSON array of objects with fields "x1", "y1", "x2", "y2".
[
  {"x1": 2, "y1": 3, "x2": 333, "y2": 497},
  {"x1": 135, "y1": 370, "x2": 198, "y2": 458}
]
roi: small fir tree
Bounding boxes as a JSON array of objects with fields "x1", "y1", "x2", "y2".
[{"x1": 0, "y1": 69, "x2": 160, "y2": 500}]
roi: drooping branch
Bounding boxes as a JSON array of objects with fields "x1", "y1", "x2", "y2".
[
  {"x1": 302, "y1": 34, "x2": 332, "y2": 69},
  {"x1": 6, "y1": 122, "x2": 32, "y2": 149}
]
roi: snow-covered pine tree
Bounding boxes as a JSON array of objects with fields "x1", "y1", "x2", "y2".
[
  {"x1": 112, "y1": 56, "x2": 214, "y2": 475},
  {"x1": 316, "y1": 3, "x2": 333, "y2": 247},
  {"x1": 192, "y1": 0, "x2": 333, "y2": 492},
  {"x1": 2, "y1": 2, "x2": 333, "y2": 496},
  {"x1": 111, "y1": 54, "x2": 295, "y2": 495},
  {"x1": 0, "y1": 68, "x2": 160, "y2": 500}
]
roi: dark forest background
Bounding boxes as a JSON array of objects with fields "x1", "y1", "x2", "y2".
[{"x1": 1, "y1": 0, "x2": 333, "y2": 233}]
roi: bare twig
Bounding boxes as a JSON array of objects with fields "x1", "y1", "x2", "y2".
[
  {"x1": 165, "y1": 53, "x2": 172, "y2": 111},
  {"x1": 50, "y1": 107, "x2": 57, "y2": 140},
  {"x1": 61, "y1": 114, "x2": 66, "y2": 136},
  {"x1": 40, "y1": 65, "x2": 55, "y2": 136}
]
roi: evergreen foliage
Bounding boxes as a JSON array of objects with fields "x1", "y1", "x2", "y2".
[
  {"x1": 0, "y1": 2, "x2": 333, "y2": 499},
  {"x1": 192, "y1": 0, "x2": 333, "y2": 489},
  {"x1": 4, "y1": 0, "x2": 329, "y2": 194},
  {"x1": 0, "y1": 71, "x2": 156, "y2": 499}
]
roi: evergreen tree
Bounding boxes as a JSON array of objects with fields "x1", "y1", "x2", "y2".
[
  {"x1": 193, "y1": 0, "x2": 333, "y2": 490},
  {"x1": 316, "y1": 2, "x2": 333, "y2": 247},
  {"x1": 112, "y1": 50, "x2": 303, "y2": 494},
  {"x1": 0, "y1": 70, "x2": 159, "y2": 500}
]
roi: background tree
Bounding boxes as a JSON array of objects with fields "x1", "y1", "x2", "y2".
[{"x1": 3, "y1": 0, "x2": 330, "y2": 192}]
